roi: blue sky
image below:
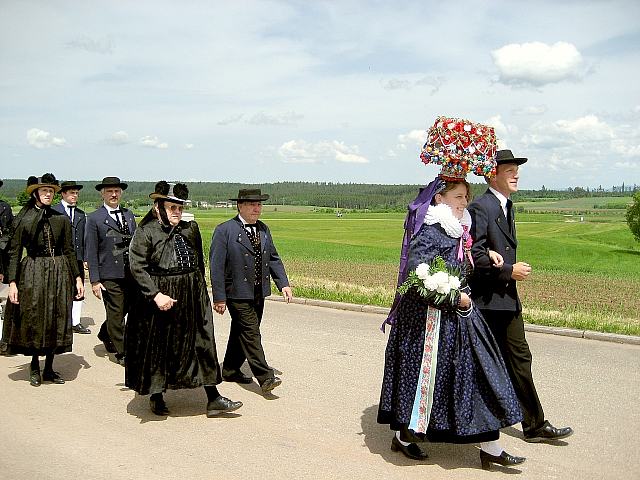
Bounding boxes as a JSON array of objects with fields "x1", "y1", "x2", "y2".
[{"x1": 1, "y1": 0, "x2": 639, "y2": 189}]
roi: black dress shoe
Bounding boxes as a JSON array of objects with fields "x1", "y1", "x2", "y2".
[
  {"x1": 115, "y1": 354, "x2": 126, "y2": 366},
  {"x1": 524, "y1": 421, "x2": 574, "y2": 443},
  {"x1": 480, "y1": 450, "x2": 526, "y2": 470},
  {"x1": 97, "y1": 330, "x2": 117, "y2": 353},
  {"x1": 206, "y1": 396, "x2": 243, "y2": 417},
  {"x1": 72, "y1": 324, "x2": 91, "y2": 334},
  {"x1": 29, "y1": 368, "x2": 42, "y2": 387},
  {"x1": 42, "y1": 370, "x2": 65, "y2": 384},
  {"x1": 390, "y1": 436, "x2": 428, "y2": 460},
  {"x1": 222, "y1": 372, "x2": 253, "y2": 384},
  {"x1": 150, "y1": 395, "x2": 169, "y2": 416},
  {"x1": 261, "y1": 376, "x2": 282, "y2": 393}
]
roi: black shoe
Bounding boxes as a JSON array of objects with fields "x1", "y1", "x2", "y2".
[
  {"x1": 72, "y1": 324, "x2": 91, "y2": 334},
  {"x1": 150, "y1": 395, "x2": 169, "y2": 416},
  {"x1": 206, "y1": 396, "x2": 243, "y2": 417},
  {"x1": 42, "y1": 370, "x2": 65, "y2": 384},
  {"x1": 222, "y1": 372, "x2": 253, "y2": 384},
  {"x1": 390, "y1": 436, "x2": 428, "y2": 460},
  {"x1": 524, "y1": 421, "x2": 574, "y2": 443},
  {"x1": 29, "y1": 368, "x2": 41, "y2": 387},
  {"x1": 115, "y1": 354, "x2": 126, "y2": 366},
  {"x1": 97, "y1": 329, "x2": 117, "y2": 353},
  {"x1": 260, "y1": 376, "x2": 282, "y2": 393},
  {"x1": 480, "y1": 450, "x2": 526, "y2": 470}
]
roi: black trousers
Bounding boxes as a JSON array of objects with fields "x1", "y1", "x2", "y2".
[
  {"x1": 480, "y1": 309, "x2": 545, "y2": 434},
  {"x1": 222, "y1": 290, "x2": 273, "y2": 385},
  {"x1": 99, "y1": 270, "x2": 134, "y2": 356}
]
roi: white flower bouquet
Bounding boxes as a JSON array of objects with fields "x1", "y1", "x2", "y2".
[{"x1": 397, "y1": 256, "x2": 461, "y2": 307}]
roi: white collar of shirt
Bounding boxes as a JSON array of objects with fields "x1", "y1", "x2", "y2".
[
  {"x1": 60, "y1": 199, "x2": 73, "y2": 209},
  {"x1": 238, "y1": 214, "x2": 255, "y2": 228},
  {"x1": 489, "y1": 187, "x2": 509, "y2": 217},
  {"x1": 104, "y1": 203, "x2": 121, "y2": 214}
]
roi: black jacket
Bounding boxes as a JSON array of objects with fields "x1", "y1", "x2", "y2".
[{"x1": 468, "y1": 189, "x2": 521, "y2": 312}]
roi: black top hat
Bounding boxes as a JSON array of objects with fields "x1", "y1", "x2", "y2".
[
  {"x1": 149, "y1": 181, "x2": 189, "y2": 204},
  {"x1": 60, "y1": 180, "x2": 84, "y2": 192},
  {"x1": 95, "y1": 176, "x2": 128, "y2": 191},
  {"x1": 496, "y1": 149, "x2": 528, "y2": 166},
  {"x1": 229, "y1": 188, "x2": 270, "y2": 202},
  {"x1": 26, "y1": 173, "x2": 61, "y2": 195}
]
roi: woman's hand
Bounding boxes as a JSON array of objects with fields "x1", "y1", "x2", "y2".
[
  {"x1": 213, "y1": 301, "x2": 226, "y2": 315},
  {"x1": 154, "y1": 292, "x2": 177, "y2": 311},
  {"x1": 458, "y1": 292, "x2": 471, "y2": 309},
  {"x1": 488, "y1": 249, "x2": 504, "y2": 267},
  {"x1": 8, "y1": 281, "x2": 18, "y2": 304},
  {"x1": 75, "y1": 277, "x2": 84, "y2": 299}
]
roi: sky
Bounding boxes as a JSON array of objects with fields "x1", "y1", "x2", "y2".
[{"x1": 1, "y1": 0, "x2": 639, "y2": 189}]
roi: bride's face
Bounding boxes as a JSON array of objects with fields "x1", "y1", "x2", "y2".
[{"x1": 435, "y1": 183, "x2": 468, "y2": 219}]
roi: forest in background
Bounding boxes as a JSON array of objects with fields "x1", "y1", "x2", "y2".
[{"x1": 0, "y1": 178, "x2": 637, "y2": 211}]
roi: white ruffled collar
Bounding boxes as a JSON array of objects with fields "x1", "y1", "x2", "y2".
[{"x1": 424, "y1": 203, "x2": 471, "y2": 238}]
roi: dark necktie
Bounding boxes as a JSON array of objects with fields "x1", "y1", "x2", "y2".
[
  {"x1": 112, "y1": 209, "x2": 130, "y2": 235},
  {"x1": 506, "y1": 199, "x2": 514, "y2": 234},
  {"x1": 68, "y1": 205, "x2": 75, "y2": 223}
]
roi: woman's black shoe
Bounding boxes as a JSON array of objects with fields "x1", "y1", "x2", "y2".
[
  {"x1": 480, "y1": 450, "x2": 526, "y2": 470},
  {"x1": 29, "y1": 368, "x2": 41, "y2": 387},
  {"x1": 390, "y1": 436, "x2": 428, "y2": 460},
  {"x1": 150, "y1": 395, "x2": 169, "y2": 416}
]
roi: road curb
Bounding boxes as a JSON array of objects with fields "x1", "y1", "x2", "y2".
[{"x1": 267, "y1": 296, "x2": 640, "y2": 345}]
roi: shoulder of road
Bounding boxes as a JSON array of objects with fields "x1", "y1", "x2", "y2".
[{"x1": 267, "y1": 296, "x2": 640, "y2": 346}]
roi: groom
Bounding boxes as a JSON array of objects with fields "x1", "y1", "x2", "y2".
[{"x1": 468, "y1": 150, "x2": 573, "y2": 443}]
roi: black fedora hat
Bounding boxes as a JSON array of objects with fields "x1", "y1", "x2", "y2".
[
  {"x1": 149, "y1": 181, "x2": 189, "y2": 205},
  {"x1": 95, "y1": 176, "x2": 128, "y2": 191},
  {"x1": 229, "y1": 188, "x2": 269, "y2": 202},
  {"x1": 496, "y1": 149, "x2": 527, "y2": 166},
  {"x1": 60, "y1": 180, "x2": 84, "y2": 192}
]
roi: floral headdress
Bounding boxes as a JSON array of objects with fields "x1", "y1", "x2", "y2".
[{"x1": 420, "y1": 116, "x2": 497, "y2": 180}]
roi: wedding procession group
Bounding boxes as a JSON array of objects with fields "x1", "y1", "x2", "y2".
[
  {"x1": 0, "y1": 114, "x2": 573, "y2": 471},
  {"x1": 377, "y1": 116, "x2": 573, "y2": 470},
  {"x1": 0, "y1": 174, "x2": 291, "y2": 418}
]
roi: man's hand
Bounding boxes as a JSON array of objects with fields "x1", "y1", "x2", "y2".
[
  {"x1": 75, "y1": 278, "x2": 84, "y2": 299},
  {"x1": 511, "y1": 262, "x2": 532, "y2": 281},
  {"x1": 154, "y1": 292, "x2": 177, "y2": 311},
  {"x1": 8, "y1": 281, "x2": 18, "y2": 304},
  {"x1": 488, "y1": 250, "x2": 504, "y2": 268},
  {"x1": 91, "y1": 282, "x2": 106, "y2": 300},
  {"x1": 213, "y1": 301, "x2": 226, "y2": 315},
  {"x1": 0, "y1": 273, "x2": 3, "y2": 283},
  {"x1": 281, "y1": 286, "x2": 293, "y2": 304}
]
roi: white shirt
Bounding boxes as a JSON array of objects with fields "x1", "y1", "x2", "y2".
[
  {"x1": 60, "y1": 199, "x2": 76, "y2": 222},
  {"x1": 489, "y1": 187, "x2": 510, "y2": 218},
  {"x1": 238, "y1": 214, "x2": 256, "y2": 235},
  {"x1": 104, "y1": 203, "x2": 123, "y2": 225}
]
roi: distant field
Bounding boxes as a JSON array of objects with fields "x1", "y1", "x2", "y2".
[{"x1": 188, "y1": 203, "x2": 640, "y2": 336}]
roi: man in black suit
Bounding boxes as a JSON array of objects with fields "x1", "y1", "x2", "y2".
[
  {"x1": 85, "y1": 177, "x2": 137, "y2": 365},
  {"x1": 210, "y1": 189, "x2": 292, "y2": 394},
  {"x1": 53, "y1": 181, "x2": 91, "y2": 334},
  {"x1": 468, "y1": 150, "x2": 573, "y2": 443}
]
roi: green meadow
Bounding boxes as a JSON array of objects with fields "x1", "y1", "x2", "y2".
[{"x1": 184, "y1": 202, "x2": 639, "y2": 336}]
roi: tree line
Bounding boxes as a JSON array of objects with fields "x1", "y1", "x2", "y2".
[{"x1": 0, "y1": 178, "x2": 636, "y2": 211}]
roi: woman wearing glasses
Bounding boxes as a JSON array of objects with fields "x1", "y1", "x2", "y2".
[{"x1": 125, "y1": 181, "x2": 242, "y2": 418}]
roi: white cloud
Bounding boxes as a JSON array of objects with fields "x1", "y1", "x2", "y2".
[
  {"x1": 382, "y1": 78, "x2": 411, "y2": 90},
  {"x1": 278, "y1": 140, "x2": 369, "y2": 164},
  {"x1": 105, "y1": 131, "x2": 130, "y2": 145},
  {"x1": 381, "y1": 75, "x2": 444, "y2": 94},
  {"x1": 247, "y1": 111, "x2": 304, "y2": 126},
  {"x1": 513, "y1": 105, "x2": 548, "y2": 116},
  {"x1": 66, "y1": 35, "x2": 114, "y2": 54},
  {"x1": 522, "y1": 115, "x2": 614, "y2": 149},
  {"x1": 184, "y1": 144, "x2": 194, "y2": 150},
  {"x1": 27, "y1": 128, "x2": 67, "y2": 149},
  {"x1": 492, "y1": 41, "x2": 584, "y2": 87},
  {"x1": 397, "y1": 129, "x2": 426, "y2": 146},
  {"x1": 217, "y1": 114, "x2": 244, "y2": 126},
  {"x1": 139, "y1": 135, "x2": 168, "y2": 149},
  {"x1": 485, "y1": 115, "x2": 518, "y2": 139}
]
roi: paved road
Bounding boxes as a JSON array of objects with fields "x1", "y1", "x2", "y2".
[{"x1": 0, "y1": 292, "x2": 638, "y2": 480}]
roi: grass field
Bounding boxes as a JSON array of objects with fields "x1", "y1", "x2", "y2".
[{"x1": 178, "y1": 201, "x2": 639, "y2": 336}]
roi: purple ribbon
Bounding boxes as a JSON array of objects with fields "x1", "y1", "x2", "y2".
[{"x1": 381, "y1": 177, "x2": 445, "y2": 332}]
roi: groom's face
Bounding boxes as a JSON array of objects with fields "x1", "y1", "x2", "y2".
[{"x1": 492, "y1": 163, "x2": 520, "y2": 197}]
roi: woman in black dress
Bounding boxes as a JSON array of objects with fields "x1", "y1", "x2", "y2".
[
  {"x1": 4, "y1": 174, "x2": 84, "y2": 386},
  {"x1": 125, "y1": 181, "x2": 242, "y2": 417},
  {"x1": 378, "y1": 177, "x2": 525, "y2": 470}
]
